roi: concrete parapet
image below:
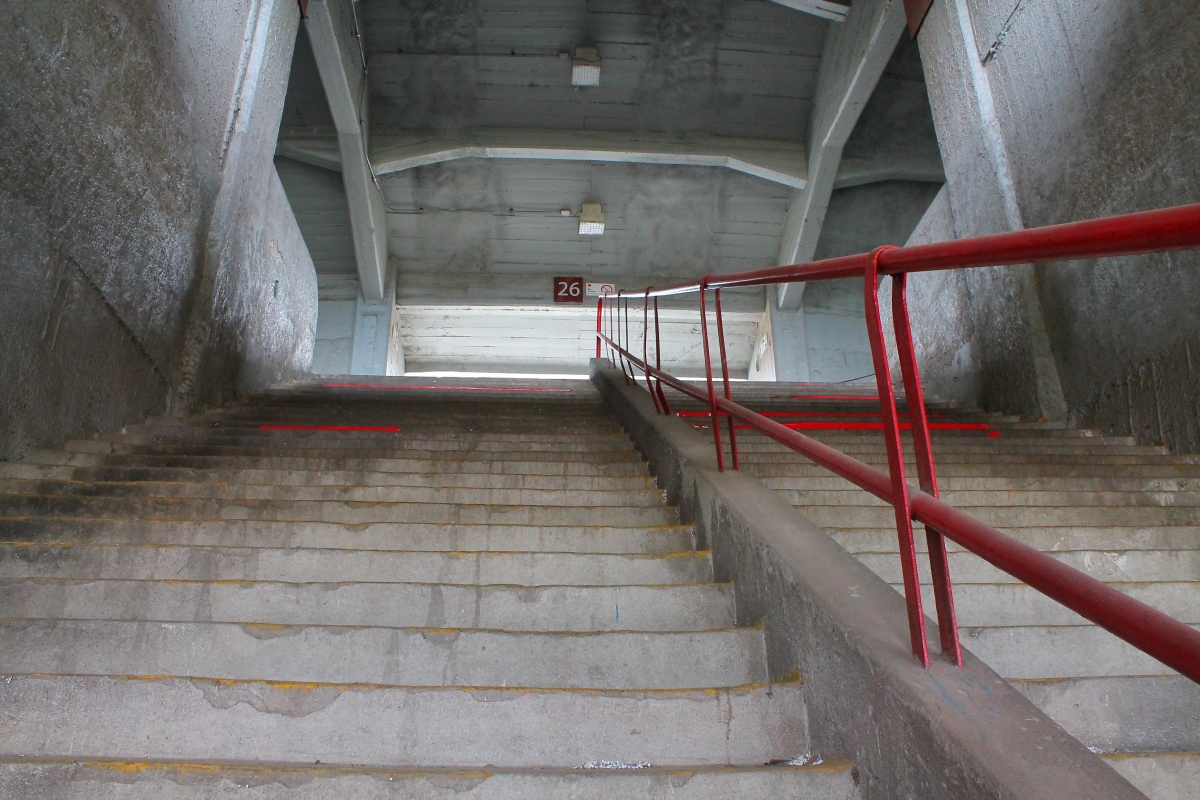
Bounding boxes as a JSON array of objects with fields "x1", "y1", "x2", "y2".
[{"x1": 590, "y1": 359, "x2": 1145, "y2": 800}]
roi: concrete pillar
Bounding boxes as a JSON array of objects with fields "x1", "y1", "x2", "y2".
[
  {"x1": 914, "y1": 0, "x2": 1068, "y2": 420},
  {"x1": 349, "y1": 266, "x2": 402, "y2": 376},
  {"x1": 767, "y1": 303, "x2": 811, "y2": 382}
]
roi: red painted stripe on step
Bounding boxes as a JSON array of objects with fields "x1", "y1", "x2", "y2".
[
  {"x1": 694, "y1": 422, "x2": 995, "y2": 433},
  {"x1": 260, "y1": 425, "x2": 401, "y2": 432},
  {"x1": 322, "y1": 383, "x2": 574, "y2": 393},
  {"x1": 676, "y1": 411, "x2": 950, "y2": 419}
]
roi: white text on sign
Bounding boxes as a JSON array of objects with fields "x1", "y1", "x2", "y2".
[{"x1": 553, "y1": 277, "x2": 584, "y2": 303}]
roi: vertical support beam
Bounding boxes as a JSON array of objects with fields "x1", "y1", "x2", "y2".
[
  {"x1": 775, "y1": 0, "x2": 907, "y2": 310},
  {"x1": 350, "y1": 265, "x2": 401, "y2": 376},
  {"x1": 305, "y1": 0, "x2": 388, "y2": 301}
]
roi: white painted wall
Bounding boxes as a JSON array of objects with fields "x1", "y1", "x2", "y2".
[{"x1": 399, "y1": 305, "x2": 760, "y2": 378}]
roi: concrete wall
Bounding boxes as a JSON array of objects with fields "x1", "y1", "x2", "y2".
[
  {"x1": 0, "y1": 0, "x2": 316, "y2": 458},
  {"x1": 913, "y1": 0, "x2": 1200, "y2": 445}
]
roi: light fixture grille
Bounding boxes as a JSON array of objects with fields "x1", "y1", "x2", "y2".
[
  {"x1": 572, "y1": 47, "x2": 600, "y2": 86},
  {"x1": 578, "y1": 220, "x2": 605, "y2": 236}
]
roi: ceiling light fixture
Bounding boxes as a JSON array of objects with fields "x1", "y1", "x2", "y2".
[
  {"x1": 572, "y1": 47, "x2": 600, "y2": 86},
  {"x1": 578, "y1": 203, "x2": 605, "y2": 235}
]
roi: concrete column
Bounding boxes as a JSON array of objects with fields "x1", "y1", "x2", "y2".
[
  {"x1": 915, "y1": 0, "x2": 1067, "y2": 419},
  {"x1": 349, "y1": 266, "x2": 402, "y2": 376},
  {"x1": 768, "y1": 302, "x2": 811, "y2": 382}
]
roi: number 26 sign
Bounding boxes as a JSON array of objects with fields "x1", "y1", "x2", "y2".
[{"x1": 553, "y1": 276, "x2": 584, "y2": 303}]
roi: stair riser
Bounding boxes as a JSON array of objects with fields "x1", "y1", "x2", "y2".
[
  {"x1": 1015, "y1": 676, "x2": 1200, "y2": 752},
  {"x1": 0, "y1": 676, "x2": 808, "y2": 767},
  {"x1": 0, "y1": 545, "x2": 713, "y2": 585},
  {"x1": 0, "y1": 498, "x2": 678, "y2": 527},
  {"x1": 0, "y1": 481, "x2": 668, "y2": 509},
  {"x1": 0, "y1": 579, "x2": 734, "y2": 631},
  {"x1": 908, "y1": 582, "x2": 1200, "y2": 627},
  {"x1": 764, "y1": 476, "x2": 1200, "y2": 492},
  {"x1": 775, "y1": 488, "x2": 1200, "y2": 509},
  {"x1": 0, "y1": 515, "x2": 696, "y2": 554},
  {"x1": 801, "y1": 504, "x2": 1200, "y2": 528},
  {"x1": 962, "y1": 624, "x2": 1200, "y2": 679},
  {"x1": 0, "y1": 761, "x2": 858, "y2": 800},
  {"x1": 0, "y1": 519, "x2": 695, "y2": 554},
  {"x1": 833, "y1": 527, "x2": 1200, "y2": 554},
  {"x1": 0, "y1": 464, "x2": 657, "y2": 492},
  {"x1": 857, "y1": 550, "x2": 1198, "y2": 584},
  {"x1": 0, "y1": 621, "x2": 766, "y2": 689},
  {"x1": 16, "y1": 452, "x2": 655, "y2": 477}
]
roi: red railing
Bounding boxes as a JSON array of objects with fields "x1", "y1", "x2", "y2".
[{"x1": 596, "y1": 202, "x2": 1200, "y2": 680}]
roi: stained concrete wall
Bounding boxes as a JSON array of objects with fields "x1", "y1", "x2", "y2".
[
  {"x1": 913, "y1": 0, "x2": 1200, "y2": 446},
  {"x1": 0, "y1": 0, "x2": 316, "y2": 459}
]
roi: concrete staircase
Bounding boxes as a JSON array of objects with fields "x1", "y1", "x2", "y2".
[
  {"x1": 672, "y1": 383, "x2": 1199, "y2": 800},
  {"x1": 0, "y1": 381, "x2": 855, "y2": 797}
]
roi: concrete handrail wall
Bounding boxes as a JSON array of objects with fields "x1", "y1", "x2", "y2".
[{"x1": 590, "y1": 360, "x2": 1146, "y2": 800}]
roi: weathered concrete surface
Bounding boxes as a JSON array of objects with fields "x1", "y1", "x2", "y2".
[
  {"x1": 591, "y1": 361, "x2": 1146, "y2": 799},
  {"x1": 0, "y1": 0, "x2": 317, "y2": 461},
  {"x1": 0, "y1": 759, "x2": 859, "y2": 800},
  {"x1": 0, "y1": 674, "x2": 808, "y2": 768},
  {"x1": 912, "y1": 0, "x2": 1200, "y2": 447},
  {"x1": 174, "y1": 0, "x2": 317, "y2": 409}
]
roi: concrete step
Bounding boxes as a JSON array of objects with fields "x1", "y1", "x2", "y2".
[
  {"x1": 740, "y1": 451, "x2": 1200, "y2": 466},
  {"x1": 0, "y1": 462, "x2": 659, "y2": 491},
  {"x1": 764, "y1": 475, "x2": 1200, "y2": 492},
  {"x1": 0, "y1": 620, "x2": 766, "y2": 689},
  {"x1": 732, "y1": 440, "x2": 1170, "y2": 456},
  {"x1": 909, "y1": 582, "x2": 1200, "y2": 627},
  {"x1": 799, "y1": 502, "x2": 1200, "y2": 528},
  {"x1": 1105, "y1": 753, "x2": 1200, "y2": 800},
  {"x1": 0, "y1": 543, "x2": 713, "y2": 584},
  {"x1": 17, "y1": 450, "x2": 655, "y2": 476},
  {"x1": 0, "y1": 578, "x2": 734, "y2": 631},
  {"x1": 106, "y1": 433, "x2": 641, "y2": 454},
  {"x1": 71, "y1": 442, "x2": 648, "y2": 463},
  {"x1": 0, "y1": 495, "x2": 679, "y2": 527},
  {"x1": 747, "y1": 463, "x2": 1200, "y2": 479},
  {"x1": 0, "y1": 758, "x2": 859, "y2": 799},
  {"x1": 1014, "y1": 675, "x2": 1200, "y2": 752},
  {"x1": 775, "y1": 487, "x2": 1200, "y2": 508},
  {"x1": 0, "y1": 478, "x2": 668, "y2": 508},
  {"x1": 857, "y1": 549, "x2": 1198, "y2": 584},
  {"x1": 0, "y1": 518, "x2": 696, "y2": 554},
  {"x1": 961, "y1": 623, "x2": 1200, "y2": 678},
  {"x1": 117, "y1": 427, "x2": 634, "y2": 444},
  {"x1": 0, "y1": 675, "x2": 808, "y2": 767},
  {"x1": 833, "y1": 526, "x2": 1200, "y2": 554}
]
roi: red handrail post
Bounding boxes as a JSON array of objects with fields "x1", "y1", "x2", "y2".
[
  {"x1": 653, "y1": 298, "x2": 671, "y2": 414},
  {"x1": 643, "y1": 290, "x2": 663, "y2": 414},
  {"x1": 714, "y1": 289, "x2": 740, "y2": 471},
  {"x1": 698, "y1": 279, "x2": 726, "y2": 470},
  {"x1": 864, "y1": 247, "x2": 930, "y2": 666},
  {"x1": 595, "y1": 295, "x2": 603, "y2": 359},
  {"x1": 892, "y1": 272, "x2": 962, "y2": 665}
]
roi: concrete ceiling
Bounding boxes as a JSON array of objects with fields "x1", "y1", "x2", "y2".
[{"x1": 277, "y1": 0, "x2": 946, "y2": 375}]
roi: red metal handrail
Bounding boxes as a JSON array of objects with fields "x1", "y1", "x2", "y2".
[{"x1": 596, "y1": 201, "x2": 1200, "y2": 680}]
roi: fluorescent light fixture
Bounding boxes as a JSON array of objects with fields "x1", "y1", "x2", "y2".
[
  {"x1": 578, "y1": 203, "x2": 605, "y2": 235},
  {"x1": 572, "y1": 47, "x2": 600, "y2": 86}
]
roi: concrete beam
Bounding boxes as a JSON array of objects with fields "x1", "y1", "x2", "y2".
[
  {"x1": 370, "y1": 129, "x2": 810, "y2": 189},
  {"x1": 767, "y1": 0, "x2": 851, "y2": 23},
  {"x1": 775, "y1": 0, "x2": 907, "y2": 310},
  {"x1": 304, "y1": 0, "x2": 388, "y2": 301}
]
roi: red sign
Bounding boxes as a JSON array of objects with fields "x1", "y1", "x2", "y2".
[{"x1": 553, "y1": 276, "x2": 584, "y2": 303}]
